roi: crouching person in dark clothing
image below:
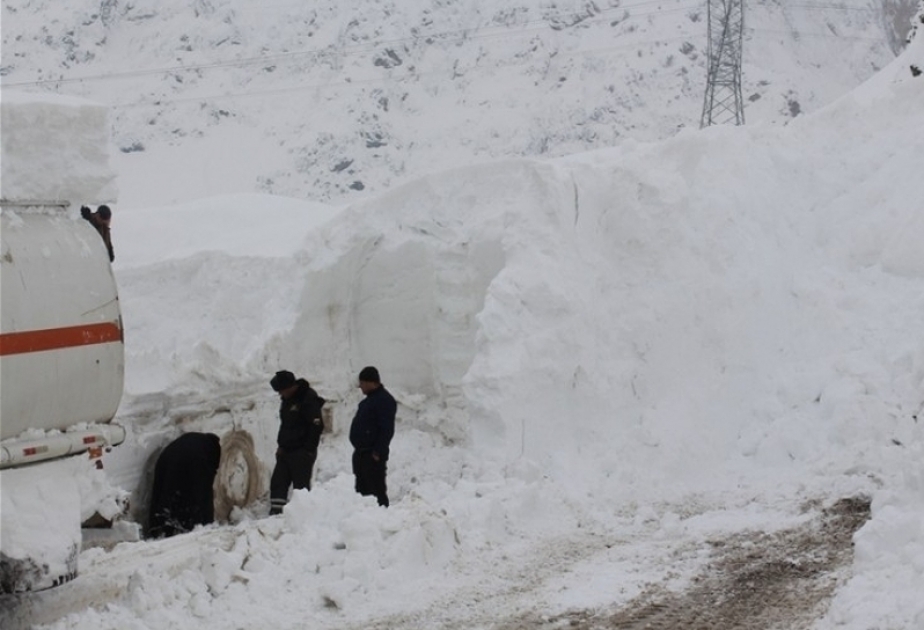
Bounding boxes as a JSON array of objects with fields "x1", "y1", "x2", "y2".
[
  {"x1": 349, "y1": 366, "x2": 396, "y2": 507},
  {"x1": 148, "y1": 432, "x2": 222, "y2": 538},
  {"x1": 269, "y1": 370, "x2": 326, "y2": 515}
]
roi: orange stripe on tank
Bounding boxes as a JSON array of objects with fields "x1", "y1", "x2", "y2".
[{"x1": 0, "y1": 322, "x2": 123, "y2": 356}]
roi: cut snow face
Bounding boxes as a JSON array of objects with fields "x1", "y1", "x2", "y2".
[
  {"x1": 113, "y1": 73, "x2": 924, "y2": 500},
  {"x1": 0, "y1": 92, "x2": 116, "y2": 204}
]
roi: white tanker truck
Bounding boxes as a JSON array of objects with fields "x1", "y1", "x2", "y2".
[
  {"x1": 0, "y1": 92, "x2": 126, "y2": 593},
  {"x1": 0, "y1": 204, "x2": 125, "y2": 468},
  {"x1": 1, "y1": 94, "x2": 266, "y2": 597}
]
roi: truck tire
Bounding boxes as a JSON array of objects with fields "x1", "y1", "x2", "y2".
[{"x1": 214, "y1": 430, "x2": 262, "y2": 521}]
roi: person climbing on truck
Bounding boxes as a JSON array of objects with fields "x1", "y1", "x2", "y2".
[{"x1": 80, "y1": 204, "x2": 115, "y2": 262}]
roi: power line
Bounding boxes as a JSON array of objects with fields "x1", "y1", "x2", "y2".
[
  {"x1": 785, "y1": 3, "x2": 877, "y2": 11},
  {"x1": 746, "y1": 27, "x2": 887, "y2": 42}
]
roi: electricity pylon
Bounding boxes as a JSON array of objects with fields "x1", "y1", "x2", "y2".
[{"x1": 700, "y1": 0, "x2": 745, "y2": 128}]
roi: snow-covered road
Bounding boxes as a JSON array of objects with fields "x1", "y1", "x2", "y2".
[{"x1": 2, "y1": 491, "x2": 870, "y2": 630}]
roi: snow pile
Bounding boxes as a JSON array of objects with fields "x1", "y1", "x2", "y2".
[
  {"x1": 820, "y1": 460, "x2": 924, "y2": 629},
  {"x1": 0, "y1": 460, "x2": 82, "y2": 591},
  {"x1": 131, "y1": 479, "x2": 461, "y2": 620},
  {"x1": 113, "y1": 71, "x2": 924, "y2": 495},
  {"x1": 0, "y1": 92, "x2": 116, "y2": 204},
  {"x1": 812, "y1": 33, "x2": 924, "y2": 609},
  {"x1": 1, "y1": 453, "x2": 127, "y2": 593}
]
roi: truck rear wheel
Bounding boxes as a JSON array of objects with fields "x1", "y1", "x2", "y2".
[{"x1": 214, "y1": 430, "x2": 262, "y2": 521}]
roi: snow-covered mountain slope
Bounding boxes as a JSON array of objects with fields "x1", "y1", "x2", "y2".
[{"x1": 1, "y1": 0, "x2": 917, "y2": 207}]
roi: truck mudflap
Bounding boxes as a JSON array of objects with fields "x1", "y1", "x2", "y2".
[{"x1": 0, "y1": 425, "x2": 126, "y2": 470}]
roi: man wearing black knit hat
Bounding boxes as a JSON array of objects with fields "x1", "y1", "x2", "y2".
[
  {"x1": 268, "y1": 370, "x2": 326, "y2": 515},
  {"x1": 349, "y1": 366, "x2": 397, "y2": 507},
  {"x1": 80, "y1": 204, "x2": 115, "y2": 262}
]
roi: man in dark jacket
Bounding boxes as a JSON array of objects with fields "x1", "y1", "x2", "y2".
[
  {"x1": 349, "y1": 366, "x2": 396, "y2": 507},
  {"x1": 80, "y1": 204, "x2": 114, "y2": 262},
  {"x1": 269, "y1": 370, "x2": 326, "y2": 515},
  {"x1": 148, "y1": 432, "x2": 221, "y2": 538}
]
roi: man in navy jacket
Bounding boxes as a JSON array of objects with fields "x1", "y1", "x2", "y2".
[{"x1": 349, "y1": 366, "x2": 396, "y2": 507}]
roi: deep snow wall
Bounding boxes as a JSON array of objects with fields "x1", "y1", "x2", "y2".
[
  {"x1": 0, "y1": 92, "x2": 116, "y2": 203},
  {"x1": 102, "y1": 28, "x2": 924, "y2": 504},
  {"x1": 110, "y1": 69, "x2": 924, "y2": 497},
  {"x1": 244, "y1": 71, "x2": 924, "y2": 494}
]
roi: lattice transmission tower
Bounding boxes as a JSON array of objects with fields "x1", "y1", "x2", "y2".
[{"x1": 700, "y1": 0, "x2": 745, "y2": 127}]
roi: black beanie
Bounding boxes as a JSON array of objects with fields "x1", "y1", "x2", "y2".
[
  {"x1": 271, "y1": 370, "x2": 296, "y2": 391},
  {"x1": 97, "y1": 205, "x2": 112, "y2": 219},
  {"x1": 358, "y1": 366, "x2": 380, "y2": 383}
]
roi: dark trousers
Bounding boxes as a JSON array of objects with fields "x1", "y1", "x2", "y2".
[
  {"x1": 352, "y1": 450, "x2": 388, "y2": 507},
  {"x1": 270, "y1": 447, "x2": 317, "y2": 514}
]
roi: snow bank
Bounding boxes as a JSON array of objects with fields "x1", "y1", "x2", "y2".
[
  {"x1": 114, "y1": 72, "x2": 924, "y2": 503},
  {"x1": 0, "y1": 91, "x2": 117, "y2": 204},
  {"x1": 112, "y1": 193, "x2": 342, "y2": 393},
  {"x1": 0, "y1": 461, "x2": 81, "y2": 592},
  {"x1": 817, "y1": 446, "x2": 924, "y2": 630}
]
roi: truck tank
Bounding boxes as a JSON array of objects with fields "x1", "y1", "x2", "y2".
[
  {"x1": 1, "y1": 92, "x2": 126, "y2": 594},
  {"x1": 0, "y1": 202, "x2": 125, "y2": 465}
]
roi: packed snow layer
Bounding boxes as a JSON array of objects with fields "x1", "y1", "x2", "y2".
[{"x1": 0, "y1": 92, "x2": 116, "y2": 204}]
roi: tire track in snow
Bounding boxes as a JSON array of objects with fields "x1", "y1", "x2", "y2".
[
  {"x1": 500, "y1": 496, "x2": 871, "y2": 630},
  {"x1": 328, "y1": 496, "x2": 869, "y2": 630}
]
